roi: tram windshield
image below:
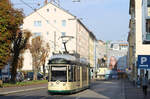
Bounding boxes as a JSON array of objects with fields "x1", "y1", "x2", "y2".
[{"x1": 51, "y1": 66, "x2": 67, "y2": 82}]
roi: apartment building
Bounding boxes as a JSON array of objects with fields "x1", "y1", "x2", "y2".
[
  {"x1": 128, "y1": 0, "x2": 150, "y2": 80},
  {"x1": 96, "y1": 40, "x2": 107, "y2": 68},
  {"x1": 22, "y1": 2, "x2": 96, "y2": 71}
]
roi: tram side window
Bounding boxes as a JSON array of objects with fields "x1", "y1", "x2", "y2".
[
  {"x1": 68, "y1": 66, "x2": 73, "y2": 82},
  {"x1": 73, "y1": 66, "x2": 76, "y2": 81},
  {"x1": 51, "y1": 66, "x2": 67, "y2": 82},
  {"x1": 77, "y1": 67, "x2": 80, "y2": 81},
  {"x1": 48, "y1": 67, "x2": 51, "y2": 81},
  {"x1": 82, "y1": 67, "x2": 87, "y2": 81}
]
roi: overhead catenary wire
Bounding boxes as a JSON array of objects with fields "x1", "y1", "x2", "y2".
[
  {"x1": 19, "y1": 0, "x2": 77, "y2": 53},
  {"x1": 13, "y1": 3, "x2": 35, "y2": 5},
  {"x1": 19, "y1": 0, "x2": 63, "y2": 34},
  {"x1": 19, "y1": 0, "x2": 66, "y2": 49}
]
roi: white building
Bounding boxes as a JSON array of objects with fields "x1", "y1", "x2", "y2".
[
  {"x1": 96, "y1": 40, "x2": 106, "y2": 68},
  {"x1": 128, "y1": 0, "x2": 150, "y2": 80},
  {"x1": 22, "y1": 2, "x2": 96, "y2": 71}
]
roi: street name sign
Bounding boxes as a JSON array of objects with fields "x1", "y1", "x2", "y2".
[{"x1": 137, "y1": 55, "x2": 150, "y2": 69}]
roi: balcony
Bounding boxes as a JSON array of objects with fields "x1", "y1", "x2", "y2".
[{"x1": 143, "y1": 33, "x2": 150, "y2": 44}]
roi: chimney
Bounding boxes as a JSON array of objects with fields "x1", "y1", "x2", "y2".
[{"x1": 44, "y1": 0, "x2": 48, "y2": 5}]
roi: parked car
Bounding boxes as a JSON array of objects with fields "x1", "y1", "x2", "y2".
[
  {"x1": 1, "y1": 73, "x2": 11, "y2": 83},
  {"x1": 16, "y1": 72, "x2": 24, "y2": 82},
  {"x1": 26, "y1": 72, "x2": 43, "y2": 80},
  {"x1": 46, "y1": 75, "x2": 49, "y2": 80},
  {"x1": 111, "y1": 70, "x2": 118, "y2": 79},
  {"x1": 105, "y1": 74, "x2": 110, "y2": 80}
]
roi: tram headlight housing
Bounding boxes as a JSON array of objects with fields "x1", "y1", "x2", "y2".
[
  {"x1": 63, "y1": 83, "x2": 66, "y2": 86},
  {"x1": 56, "y1": 80, "x2": 60, "y2": 84},
  {"x1": 50, "y1": 83, "x2": 53, "y2": 86}
]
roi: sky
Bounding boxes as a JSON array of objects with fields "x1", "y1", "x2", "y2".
[{"x1": 11, "y1": 0, "x2": 130, "y2": 42}]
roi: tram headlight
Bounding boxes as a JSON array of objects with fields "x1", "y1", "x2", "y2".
[
  {"x1": 56, "y1": 80, "x2": 60, "y2": 84},
  {"x1": 63, "y1": 83, "x2": 66, "y2": 86},
  {"x1": 50, "y1": 83, "x2": 53, "y2": 86}
]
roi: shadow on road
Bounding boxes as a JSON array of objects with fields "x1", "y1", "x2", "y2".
[{"x1": 0, "y1": 79, "x2": 124, "y2": 99}]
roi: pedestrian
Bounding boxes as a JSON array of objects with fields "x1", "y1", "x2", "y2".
[
  {"x1": 136, "y1": 75, "x2": 141, "y2": 88},
  {"x1": 142, "y1": 74, "x2": 148, "y2": 96}
]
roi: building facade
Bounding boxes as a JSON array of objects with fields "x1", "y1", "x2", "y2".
[
  {"x1": 106, "y1": 41, "x2": 128, "y2": 71},
  {"x1": 22, "y1": 2, "x2": 96, "y2": 71},
  {"x1": 96, "y1": 40, "x2": 107, "y2": 68},
  {"x1": 128, "y1": 0, "x2": 150, "y2": 80}
]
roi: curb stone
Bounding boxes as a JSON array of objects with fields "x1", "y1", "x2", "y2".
[{"x1": 0, "y1": 86, "x2": 47, "y2": 96}]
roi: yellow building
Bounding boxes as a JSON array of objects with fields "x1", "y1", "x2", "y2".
[
  {"x1": 77, "y1": 21, "x2": 96, "y2": 69},
  {"x1": 88, "y1": 33, "x2": 96, "y2": 68}
]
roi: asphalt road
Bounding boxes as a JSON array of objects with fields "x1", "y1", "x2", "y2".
[{"x1": 0, "y1": 80, "x2": 124, "y2": 99}]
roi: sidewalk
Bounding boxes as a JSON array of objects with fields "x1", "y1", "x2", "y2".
[
  {"x1": 124, "y1": 79, "x2": 150, "y2": 99},
  {"x1": 0, "y1": 83, "x2": 47, "y2": 95}
]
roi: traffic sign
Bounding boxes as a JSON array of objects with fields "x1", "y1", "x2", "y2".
[{"x1": 137, "y1": 55, "x2": 150, "y2": 69}]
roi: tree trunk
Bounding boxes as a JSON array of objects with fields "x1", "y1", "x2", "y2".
[
  {"x1": 32, "y1": 56, "x2": 38, "y2": 80},
  {"x1": 10, "y1": 53, "x2": 19, "y2": 83},
  {"x1": 43, "y1": 63, "x2": 46, "y2": 79},
  {"x1": 11, "y1": 62, "x2": 17, "y2": 83},
  {"x1": 33, "y1": 66, "x2": 37, "y2": 80}
]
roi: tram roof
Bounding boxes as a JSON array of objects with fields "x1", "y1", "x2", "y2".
[
  {"x1": 49, "y1": 54, "x2": 89, "y2": 66},
  {"x1": 50, "y1": 54, "x2": 76, "y2": 62}
]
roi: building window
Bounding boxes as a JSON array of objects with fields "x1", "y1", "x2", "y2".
[
  {"x1": 47, "y1": 32, "x2": 49, "y2": 35},
  {"x1": 61, "y1": 32, "x2": 66, "y2": 36},
  {"x1": 62, "y1": 20, "x2": 66, "y2": 27},
  {"x1": 54, "y1": 8, "x2": 56, "y2": 12},
  {"x1": 54, "y1": 20, "x2": 56, "y2": 23},
  {"x1": 47, "y1": 9, "x2": 49, "y2": 12},
  {"x1": 148, "y1": 0, "x2": 150, "y2": 7},
  {"x1": 34, "y1": 32, "x2": 41, "y2": 37},
  {"x1": 34, "y1": 21, "x2": 42, "y2": 27},
  {"x1": 110, "y1": 44, "x2": 113, "y2": 48},
  {"x1": 46, "y1": 20, "x2": 49, "y2": 24},
  {"x1": 146, "y1": 19, "x2": 150, "y2": 33}
]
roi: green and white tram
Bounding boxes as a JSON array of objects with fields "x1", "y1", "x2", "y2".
[{"x1": 47, "y1": 54, "x2": 90, "y2": 94}]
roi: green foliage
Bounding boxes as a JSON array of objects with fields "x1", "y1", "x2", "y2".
[
  {"x1": 10, "y1": 30, "x2": 31, "y2": 83},
  {"x1": 0, "y1": 0, "x2": 24, "y2": 69},
  {"x1": 2, "y1": 80, "x2": 48, "y2": 87},
  {"x1": 0, "y1": 0, "x2": 31, "y2": 83}
]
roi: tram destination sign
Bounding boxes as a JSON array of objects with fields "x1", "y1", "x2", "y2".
[{"x1": 137, "y1": 55, "x2": 150, "y2": 69}]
